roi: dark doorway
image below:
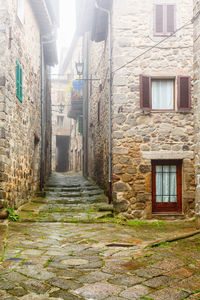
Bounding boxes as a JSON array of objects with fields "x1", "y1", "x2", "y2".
[{"x1": 56, "y1": 136, "x2": 70, "y2": 172}]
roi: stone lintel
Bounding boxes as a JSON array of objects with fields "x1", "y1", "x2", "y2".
[{"x1": 142, "y1": 151, "x2": 194, "y2": 160}]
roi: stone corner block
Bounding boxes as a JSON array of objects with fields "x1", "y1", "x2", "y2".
[{"x1": 113, "y1": 147, "x2": 129, "y2": 155}]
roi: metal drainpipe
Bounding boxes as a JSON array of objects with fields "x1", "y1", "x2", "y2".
[
  {"x1": 85, "y1": 33, "x2": 89, "y2": 177},
  {"x1": 95, "y1": 1, "x2": 112, "y2": 203},
  {"x1": 40, "y1": 37, "x2": 45, "y2": 191}
]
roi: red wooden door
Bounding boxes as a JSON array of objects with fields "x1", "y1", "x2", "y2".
[{"x1": 152, "y1": 160, "x2": 182, "y2": 213}]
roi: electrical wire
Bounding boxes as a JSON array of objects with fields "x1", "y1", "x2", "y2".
[{"x1": 112, "y1": 20, "x2": 192, "y2": 74}]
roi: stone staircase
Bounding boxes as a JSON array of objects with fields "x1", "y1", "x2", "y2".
[{"x1": 19, "y1": 173, "x2": 113, "y2": 222}]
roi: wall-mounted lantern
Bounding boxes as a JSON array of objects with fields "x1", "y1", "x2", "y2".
[
  {"x1": 75, "y1": 62, "x2": 84, "y2": 76},
  {"x1": 58, "y1": 103, "x2": 64, "y2": 113}
]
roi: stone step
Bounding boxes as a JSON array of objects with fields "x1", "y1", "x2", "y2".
[
  {"x1": 19, "y1": 211, "x2": 113, "y2": 223},
  {"x1": 45, "y1": 188, "x2": 82, "y2": 192},
  {"x1": 46, "y1": 191, "x2": 103, "y2": 198},
  {"x1": 152, "y1": 214, "x2": 185, "y2": 220},
  {"x1": 32, "y1": 198, "x2": 107, "y2": 205},
  {"x1": 38, "y1": 202, "x2": 113, "y2": 213},
  {"x1": 46, "y1": 184, "x2": 81, "y2": 188},
  {"x1": 83, "y1": 186, "x2": 99, "y2": 191},
  {"x1": 61, "y1": 188, "x2": 82, "y2": 192},
  {"x1": 46, "y1": 187, "x2": 101, "y2": 192},
  {"x1": 57, "y1": 193, "x2": 82, "y2": 198}
]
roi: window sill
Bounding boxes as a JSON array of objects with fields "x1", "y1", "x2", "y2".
[
  {"x1": 152, "y1": 212, "x2": 183, "y2": 216},
  {"x1": 153, "y1": 33, "x2": 176, "y2": 37},
  {"x1": 142, "y1": 109, "x2": 192, "y2": 114}
]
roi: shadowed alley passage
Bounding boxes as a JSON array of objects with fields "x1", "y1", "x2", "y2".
[
  {"x1": 0, "y1": 173, "x2": 199, "y2": 299},
  {"x1": 56, "y1": 136, "x2": 70, "y2": 173}
]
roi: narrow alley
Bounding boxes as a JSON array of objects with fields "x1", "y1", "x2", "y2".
[
  {"x1": 0, "y1": 173, "x2": 200, "y2": 299},
  {"x1": 1, "y1": 0, "x2": 200, "y2": 299}
]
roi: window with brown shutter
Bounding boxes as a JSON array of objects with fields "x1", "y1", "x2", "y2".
[
  {"x1": 154, "y1": 4, "x2": 175, "y2": 36},
  {"x1": 177, "y1": 76, "x2": 191, "y2": 111},
  {"x1": 140, "y1": 75, "x2": 191, "y2": 112}
]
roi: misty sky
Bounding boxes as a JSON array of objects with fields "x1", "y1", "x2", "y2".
[{"x1": 57, "y1": 0, "x2": 76, "y2": 61}]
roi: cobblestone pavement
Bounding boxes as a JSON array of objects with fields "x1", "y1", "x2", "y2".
[{"x1": 0, "y1": 173, "x2": 200, "y2": 299}]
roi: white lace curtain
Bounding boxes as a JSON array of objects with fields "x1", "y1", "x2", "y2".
[
  {"x1": 152, "y1": 80, "x2": 174, "y2": 110},
  {"x1": 156, "y1": 165, "x2": 177, "y2": 203}
]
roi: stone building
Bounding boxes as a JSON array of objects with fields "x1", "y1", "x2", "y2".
[
  {"x1": 193, "y1": 0, "x2": 200, "y2": 227},
  {"x1": 76, "y1": 0, "x2": 195, "y2": 219},
  {"x1": 51, "y1": 77, "x2": 71, "y2": 172},
  {"x1": 0, "y1": 0, "x2": 58, "y2": 213},
  {"x1": 60, "y1": 36, "x2": 83, "y2": 173}
]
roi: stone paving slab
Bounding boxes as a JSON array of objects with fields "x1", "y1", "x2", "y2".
[{"x1": 0, "y1": 173, "x2": 200, "y2": 299}]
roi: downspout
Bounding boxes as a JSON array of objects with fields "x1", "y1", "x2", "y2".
[
  {"x1": 85, "y1": 33, "x2": 89, "y2": 177},
  {"x1": 95, "y1": 1, "x2": 112, "y2": 203},
  {"x1": 40, "y1": 36, "x2": 45, "y2": 191}
]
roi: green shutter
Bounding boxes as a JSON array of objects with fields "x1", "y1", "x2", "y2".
[
  {"x1": 78, "y1": 116, "x2": 83, "y2": 135},
  {"x1": 16, "y1": 61, "x2": 23, "y2": 102},
  {"x1": 20, "y1": 67, "x2": 23, "y2": 101}
]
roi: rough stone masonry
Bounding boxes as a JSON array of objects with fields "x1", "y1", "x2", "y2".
[
  {"x1": 87, "y1": 0, "x2": 195, "y2": 219},
  {"x1": 0, "y1": 0, "x2": 52, "y2": 212}
]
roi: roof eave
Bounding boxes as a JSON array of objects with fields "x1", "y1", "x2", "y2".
[{"x1": 29, "y1": 0, "x2": 53, "y2": 33}]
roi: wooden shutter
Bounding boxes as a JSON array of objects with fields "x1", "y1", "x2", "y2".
[
  {"x1": 19, "y1": 66, "x2": 23, "y2": 102},
  {"x1": 140, "y1": 75, "x2": 151, "y2": 110},
  {"x1": 154, "y1": 5, "x2": 164, "y2": 35},
  {"x1": 16, "y1": 61, "x2": 20, "y2": 99},
  {"x1": 167, "y1": 5, "x2": 175, "y2": 33},
  {"x1": 16, "y1": 61, "x2": 23, "y2": 102},
  {"x1": 177, "y1": 76, "x2": 191, "y2": 111}
]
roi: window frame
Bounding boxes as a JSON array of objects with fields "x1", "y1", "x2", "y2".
[
  {"x1": 152, "y1": 160, "x2": 182, "y2": 213},
  {"x1": 151, "y1": 78, "x2": 175, "y2": 111},
  {"x1": 154, "y1": 3, "x2": 176, "y2": 36}
]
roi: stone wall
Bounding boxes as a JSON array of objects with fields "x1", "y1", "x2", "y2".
[
  {"x1": 43, "y1": 66, "x2": 52, "y2": 182},
  {"x1": 87, "y1": 37, "x2": 110, "y2": 190},
  {"x1": 193, "y1": 0, "x2": 200, "y2": 227},
  {"x1": 111, "y1": 0, "x2": 194, "y2": 218},
  {"x1": 0, "y1": 0, "x2": 48, "y2": 209},
  {"x1": 87, "y1": 0, "x2": 195, "y2": 218}
]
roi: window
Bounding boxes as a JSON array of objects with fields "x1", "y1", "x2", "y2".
[
  {"x1": 17, "y1": 0, "x2": 24, "y2": 24},
  {"x1": 152, "y1": 79, "x2": 174, "y2": 110},
  {"x1": 152, "y1": 160, "x2": 182, "y2": 213},
  {"x1": 78, "y1": 116, "x2": 83, "y2": 135},
  {"x1": 154, "y1": 4, "x2": 175, "y2": 36},
  {"x1": 16, "y1": 61, "x2": 23, "y2": 102},
  {"x1": 57, "y1": 116, "x2": 64, "y2": 128},
  {"x1": 140, "y1": 75, "x2": 191, "y2": 111}
]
